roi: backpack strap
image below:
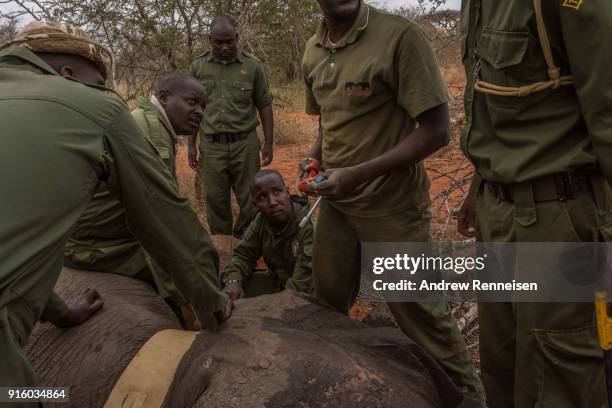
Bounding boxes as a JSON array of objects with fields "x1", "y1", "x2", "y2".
[{"x1": 475, "y1": 0, "x2": 574, "y2": 97}]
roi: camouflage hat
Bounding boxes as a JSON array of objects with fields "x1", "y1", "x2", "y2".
[{"x1": 0, "y1": 21, "x2": 114, "y2": 84}]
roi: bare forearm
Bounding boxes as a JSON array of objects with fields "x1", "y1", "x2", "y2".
[
  {"x1": 351, "y1": 103, "x2": 449, "y2": 184},
  {"x1": 308, "y1": 117, "x2": 323, "y2": 161},
  {"x1": 259, "y1": 105, "x2": 274, "y2": 145}
]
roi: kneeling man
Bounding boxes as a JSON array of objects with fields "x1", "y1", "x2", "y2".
[
  {"x1": 61, "y1": 73, "x2": 208, "y2": 325},
  {"x1": 222, "y1": 170, "x2": 314, "y2": 300}
]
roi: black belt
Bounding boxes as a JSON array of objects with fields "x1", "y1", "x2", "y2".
[
  {"x1": 205, "y1": 132, "x2": 249, "y2": 143},
  {"x1": 486, "y1": 169, "x2": 594, "y2": 202}
]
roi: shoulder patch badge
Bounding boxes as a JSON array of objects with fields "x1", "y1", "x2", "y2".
[
  {"x1": 562, "y1": 0, "x2": 583, "y2": 10},
  {"x1": 291, "y1": 240, "x2": 300, "y2": 257}
]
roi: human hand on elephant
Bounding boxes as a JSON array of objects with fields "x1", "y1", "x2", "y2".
[
  {"x1": 213, "y1": 296, "x2": 234, "y2": 325},
  {"x1": 223, "y1": 281, "x2": 244, "y2": 302},
  {"x1": 51, "y1": 288, "x2": 103, "y2": 328}
]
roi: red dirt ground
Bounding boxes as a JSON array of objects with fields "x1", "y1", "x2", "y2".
[{"x1": 175, "y1": 66, "x2": 473, "y2": 317}]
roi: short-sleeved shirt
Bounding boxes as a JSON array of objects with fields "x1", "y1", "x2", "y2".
[
  {"x1": 301, "y1": 1, "x2": 448, "y2": 217},
  {"x1": 222, "y1": 196, "x2": 314, "y2": 294},
  {"x1": 461, "y1": 0, "x2": 612, "y2": 185},
  {"x1": 190, "y1": 50, "x2": 272, "y2": 135}
]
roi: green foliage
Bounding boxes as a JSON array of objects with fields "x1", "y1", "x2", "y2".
[
  {"x1": 2, "y1": 1, "x2": 455, "y2": 98},
  {"x1": 2, "y1": 0, "x2": 321, "y2": 98}
]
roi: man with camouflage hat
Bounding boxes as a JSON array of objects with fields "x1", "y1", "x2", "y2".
[
  {"x1": 0, "y1": 21, "x2": 230, "y2": 394},
  {"x1": 189, "y1": 15, "x2": 274, "y2": 240},
  {"x1": 457, "y1": 0, "x2": 612, "y2": 406},
  {"x1": 62, "y1": 73, "x2": 208, "y2": 327}
]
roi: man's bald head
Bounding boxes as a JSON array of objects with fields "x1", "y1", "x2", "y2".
[
  {"x1": 250, "y1": 170, "x2": 292, "y2": 228},
  {"x1": 210, "y1": 15, "x2": 236, "y2": 35},
  {"x1": 155, "y1": 73, "x2": 204, "y2": 99},
  {"x1": 155, "y1": 73, "x2": 206, "y2": 135},
  {"x1": 209, "y1": 15, "x2": 238, "y2": 62},
  {"x1": 250, "y1": 170, "x2": 285, "y2": 196}
]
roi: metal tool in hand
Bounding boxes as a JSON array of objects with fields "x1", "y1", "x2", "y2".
[
  {"x1": 298, "y1": 158, "x2": 323, "y2": 194},
  {"x1": 299, "y1": 174, "x2": 327, "y2": 228}
]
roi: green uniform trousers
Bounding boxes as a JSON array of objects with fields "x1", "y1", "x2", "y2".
[
  {"x1": 0, "y1": 308, "x2": 39, "y2": 407},
  {"x1": 199, "y1": 131, "x2": 260, "y2": 238},
  {"x1": 476, "y1": 175, "x2": 612, "y2": 408},
  {"x1": 313, "y1": 201, "x2": 485, "y2": 407}
]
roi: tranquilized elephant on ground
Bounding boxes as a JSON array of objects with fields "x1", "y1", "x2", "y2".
[{"x1": 24, "y1": 268, "x2": 462, "y2": 407}]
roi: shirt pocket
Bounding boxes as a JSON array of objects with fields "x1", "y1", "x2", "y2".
[
  {"x1": 475, "y1": 28, "x2": 537, "y2": 108},
  {"x1": 232, "y1": 80, "x2": 253, "y2": 103},
  {"x1": 202, "y1": 79, "x2": 216, "y2": 98},
  {"x1": 476, "y1": 28, "x2": 531, "y2": 86},
  {"x1": 343, "y1": 79, "x2": 375, "y2": 109}
]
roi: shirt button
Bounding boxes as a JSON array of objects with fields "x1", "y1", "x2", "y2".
[{"x1": 330, "y1": 62, "x2": 335, "y2": 69}]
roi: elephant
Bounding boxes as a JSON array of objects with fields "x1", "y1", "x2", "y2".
[{"x1": 24, "y1": 267, "x2": 462, "y2": 407}]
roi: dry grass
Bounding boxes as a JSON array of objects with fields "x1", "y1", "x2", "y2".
[{"x1": 271, "y1": 84, "x2": 317, "y2": 145}]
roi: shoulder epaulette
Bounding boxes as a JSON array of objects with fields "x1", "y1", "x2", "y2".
[
  {"x1": 241, "y1": 50, "x2": 261, "y2": 62},
  {"x1": 192, "y1": 50, "x2": 211, "y2": 62}
]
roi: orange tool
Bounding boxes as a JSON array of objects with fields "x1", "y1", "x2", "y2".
[{"x1": 299, "y1": 158, "x2": 324, "y2": 194}]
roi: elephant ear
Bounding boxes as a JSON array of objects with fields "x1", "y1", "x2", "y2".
[
  {"x1": 162, "y1": 335, "x2": 214, "y2": 408},
  {"x1": 162, "y1": 291, "x2": 462, "y2": 408}
]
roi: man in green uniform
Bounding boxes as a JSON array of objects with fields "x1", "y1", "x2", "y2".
[
  {"x1": 0, "y1": 22, "x2": 230, "y2": 395},
  {"x1": 189, "y1": 15, "x2": 274, "y2": 239},
  {"x1": 63, "y1": 73, "x2": 207, "y2": 326},
  {"x1": 300, "y1": 1, "x2": 484, "y2": 406},
  {"x1": 457, "y1": 1, "x2": 612, "y2": 406},
  {"x1": 222, "y1": 170, "x2": 314, "y2": 300}
]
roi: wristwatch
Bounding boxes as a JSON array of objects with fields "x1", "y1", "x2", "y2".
[{"x1": 223, "y1": 279, "x2": 241, "y2": 288}]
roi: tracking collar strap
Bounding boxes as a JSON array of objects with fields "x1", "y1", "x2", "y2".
[{"x1": 103, "y1": 329, "x2": 198, "y2": 408}]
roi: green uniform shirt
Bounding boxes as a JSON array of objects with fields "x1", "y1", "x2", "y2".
[
  {"x1": 0, "y1": 47, "x2": 226, "y2": 341},
  {"x1": 131, "y1": 96, "x2": 178, "y2": 176},
  {"x1": 301, "y1": 1, "x2": 448, "y2": 217},
  {"x1": 190, "y1": 50, "x2": 272, "y2": 135},
  {"x1": 461, "y1": 0, "x2": 612, "y2": 185},
  {"x1": 222, "y1": 197, "x2": 314, "y2": 293},
  {"x1": 64, "y1": 96, "x2": 179, "y2": 276}
]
